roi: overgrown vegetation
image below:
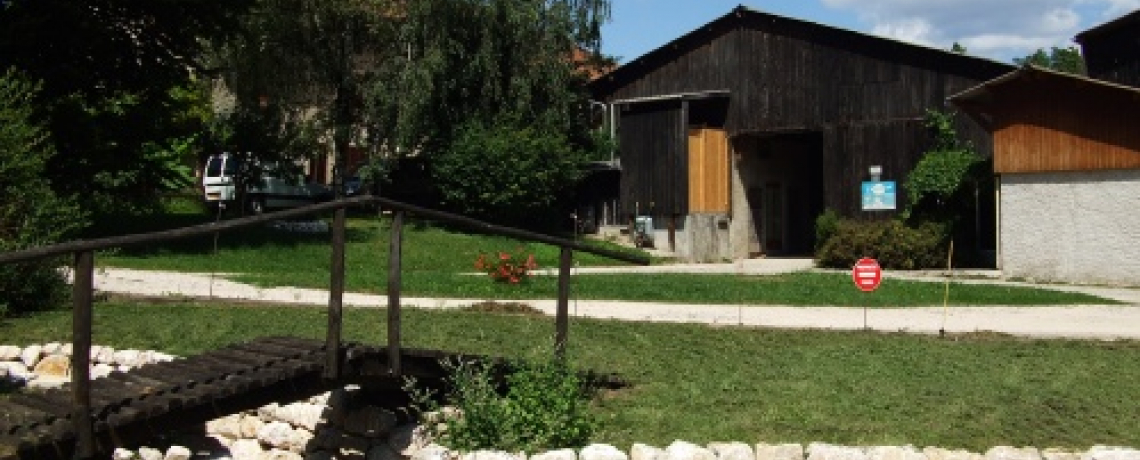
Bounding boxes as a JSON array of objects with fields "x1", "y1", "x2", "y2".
[
  {"x1": 407, "y1": 355, "x2": 597, "y2": 452},
  {"x1": 0, "y1": 69, "x2": 87, "y2": 317},
  {"x1": 4, "y1": 301, "x2": 1140, "y2": 451}
]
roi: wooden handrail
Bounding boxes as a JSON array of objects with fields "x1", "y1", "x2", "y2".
[{"x1": 0, "y1": 195, "x2": 650, "y2": 459}]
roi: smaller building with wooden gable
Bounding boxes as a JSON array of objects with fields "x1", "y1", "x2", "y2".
[{"x1": 950, "y1": 65, "x2": 1140, "y2": 285}]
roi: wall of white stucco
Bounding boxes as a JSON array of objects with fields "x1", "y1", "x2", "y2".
[{"x1": 1001, "y1": 169, "x2": 1140, "y2": 286}]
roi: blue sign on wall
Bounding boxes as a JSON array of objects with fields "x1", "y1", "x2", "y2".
[{"x1": 862, "y1": 181, "x2": 896, "y2": 211}]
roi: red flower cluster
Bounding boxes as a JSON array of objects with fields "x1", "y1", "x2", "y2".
[{"x1": 474, "y1": 250, "x2": 538, "y2": 284}]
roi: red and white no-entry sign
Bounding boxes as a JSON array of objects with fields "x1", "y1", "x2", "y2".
[{"x1": 852, "y1": 258, "x2": 882, "y2": 292}]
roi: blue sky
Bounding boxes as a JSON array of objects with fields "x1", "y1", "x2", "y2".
[{"x1": 601, "y1": 0, "x2": 1140, "y2": 64}]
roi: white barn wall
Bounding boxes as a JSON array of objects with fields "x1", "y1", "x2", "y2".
[{"x1": 1001, "y1": 169, "x2": 1140, "y2": 286}]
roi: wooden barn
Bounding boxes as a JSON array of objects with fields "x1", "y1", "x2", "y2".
[
  {"x1": 950, "y1": 68, "x2": 1140, "y2": 286},
  {"x1": 1076, "y1": 9, "x2": 1140, "y2": 87},
  {"x1": 588, "y1": 6, "x2": 1013, "y2": 262}
]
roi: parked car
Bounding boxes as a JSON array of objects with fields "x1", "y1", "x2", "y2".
[{"x1": 202, "y1": 153, "x2": 333, "y2": 214}]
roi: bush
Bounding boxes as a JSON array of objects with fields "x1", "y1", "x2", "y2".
[
  {"x1": 0, "y1": 69, "x2": 87, "y2": 316},
  {"x1": 408, "y1": 355, "x2": 597, "y2": 453},
  {"x1": 815, "y1": 219, "x2": 948, "y2": 270},
  {"x1": 814, "y1": 209, "x2": 841, "y2": 252}
]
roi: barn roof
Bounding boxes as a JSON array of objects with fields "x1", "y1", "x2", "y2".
[
  {"x1": 591, "y1": 5, "x2": 1012, "y2": 97},
  {"x1": 1076, "y1": 9, "x2": 1140, "y2": 43},
  {"x1": 948, "y1": 64, "x2": 1140, "y2": 130}
]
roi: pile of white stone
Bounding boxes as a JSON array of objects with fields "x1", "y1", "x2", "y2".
[
  {"x1": 0, "y1": 343, "x2": 176, "y2": 389},
  {"x1": 4, "y1": 344, "x2": 1140, "y2": 460}
]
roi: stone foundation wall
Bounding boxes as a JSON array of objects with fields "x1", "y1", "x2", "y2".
[{"x1": 3, "y1": 345, "x2": 1140, "y2": 460}]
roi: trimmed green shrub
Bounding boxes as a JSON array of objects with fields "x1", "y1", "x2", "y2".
[
  {"x1": 816, "y1": 219, "x2": 948, "y2": 270},
  {"x1": 407, "y1": 355, "x2": 597, "y2": 453},
  {"x1": 0, "y1": 69, "x2": 87, "y2": 317},
  {"x1": 814, "y1": 209, "x2": 841, "y2": 252}
]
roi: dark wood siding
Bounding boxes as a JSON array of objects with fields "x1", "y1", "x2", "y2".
[
  {"x1": 596, "y1": 10, "x2": 1009, "y2": 218},
  {"x1": 618, "y1": 102, "x2": 686, "y2": 218},
  {"x1": 1081, "y1": 29, "x2": 1140, "y2": 87},
  {"x1": 823, "y1": 120, "x2": 929, "y2": 216}
]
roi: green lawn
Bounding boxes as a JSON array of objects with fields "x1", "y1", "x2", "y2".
[
  {"x1": 3, "y1": 300, "x2": 1139, "y2": 451},
  {"x1": 94, "y1": 214, "x2": 1116, "y2": 306}
]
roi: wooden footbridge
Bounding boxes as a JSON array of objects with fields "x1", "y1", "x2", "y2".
[{"x1": 0, "y1": 196, "x2": 648, "y2": 460}]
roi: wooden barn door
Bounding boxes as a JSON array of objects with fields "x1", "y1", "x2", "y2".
[{"x1": 687, "y1": 127, "x2": 729, "y2": 213}]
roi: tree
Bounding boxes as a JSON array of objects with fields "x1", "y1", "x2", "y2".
[
  {"x1": 213, "y1": 0, "x2": 399, "y2": 197},
  {"x1": 0, "y1": 0, "x2": 254, "y2": 214},
  {"x1": 369, "y1": 0, "x2": 611, "y2": 223},
  {"x1": 1014, "y1": 46, "x2": 1086, "y2": 75},
  {"x1": 0, "y1": 69, "x2": 87, "y2": 316},
  {"x1": 950, "y1": 42, "x2": 967, "y2": 54}
]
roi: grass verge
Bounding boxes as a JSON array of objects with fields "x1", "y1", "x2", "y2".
[{"x1": 3, "y1": 299, "x2": 1139, "y2": 451}]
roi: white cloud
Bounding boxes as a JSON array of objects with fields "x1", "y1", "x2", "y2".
[{"x1": 819, "y1": 0, "x2": 1138, "y2": 61}]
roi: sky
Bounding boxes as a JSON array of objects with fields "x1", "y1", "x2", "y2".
[{"x1": 600, "y1": 0, "x2": 1140, "y2": 64}]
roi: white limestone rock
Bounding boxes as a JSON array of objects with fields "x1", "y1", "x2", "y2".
[
  {"x1": 91, "y1": 363, "x2": 115, "y2": 379},
  {"x1": 808, "y1": 443, "x2": 867, "y2": 460},
  {"x1": 413, "y1": 443, "x2": 456, "y2": 460},
  {"x1": 1042, "y1": 449, "x2": 1078, "y2": 460},
  {"x1": 88, "y1": 345, "x2": 104, "y2": 361},
  {"x1": 581, "y1": 444, "x2": 629, "y2": 460},
  {"x1": 95, "y1": 346, "x2": 116, "y2": 364},
  {"x1": 667, "y1": 441, "x2": 716, "y2": 460},
  {"x1": 1084, "y1": 447, "x2": 1140, "y2": 460},
  {"x1": 632, "y1": 444, "x2": 666, "y2": 460},
  {"x1": 986, "y1": 447, "x2": 1041, "y2": 460},
  {"x1": 138, "y1": 446, "x2": 163, "y2": 460},
  {"x1": 42, "y1": 342, "x2": 63, "y2": 356},
  {"x1": 20, "y1": 344, "x2": 43, "y2": 367},
  {"x1": 757, "y1": 444, "x2": 806, "y2": 460},
  {"x1": 0, "y1": 361, "x2": 30, "y2": 382},
  {"x1": 151, "y1": 352, "x2": 176, "y2": 363},
  {"x1": 112, "y1": 447, "x2": 137, "y2": 460},
  {"x1": 308, "y1": 391, "x2": 332, "y2": 406},
  {"x1": 867, "y1": 446, "x2": 925, "y2": 460},
  {"x1": 287, "y1": 427, "x2": 314, "y2": 453},
  {"x1": 33, "y1": 354, "x2": 71, "y2": 378},
  {"x1": 924, "y1": 447, "x2": 982, "y2": 460},
  {"x1": 0, "y1": 345, "x2": 20, "y2": 360},
  {"x1": 207, "y1": 414, "x2": 244, "y2": 439},
  {"x1": 277, "y1": 402, "x2": 327, "y2": 432},
  {"x1": 114, "y1": 349, "x2": 143, "y2": 367},
  {"x1": 533, "y1": 449, "x2": 577, "y2": 460},
  {"x1": 343, "y1": 405, "x2": 398, "y2": 438},
  {"x1": 61, "y1": 343, "x2": 73, "y2": 356},
  {"x1": 26, "y1": 375, "x2": 68, "y2": 390},
  {"x1": 163, "y1": 445, "x2": 192, "y2": 460},
  {"x1": 239, "y1": 414, "x2": 265, "y2": 439},
  {"x1": 709, "y1": 442, "x2": 753, "y2": 460},
  {"x1": 258, "y1": 421, "x2": 295, "y2": 449},
  {"x1": 228, "y1": 439, "x2": 265, "y2": 460},
  {"x1": 461, "y1": 451, "x2": 526, "y2": 460}
]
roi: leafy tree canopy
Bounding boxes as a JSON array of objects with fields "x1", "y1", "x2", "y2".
[{"x1": 1014, "y1": 46, "x2": 1086, "y2": 75}]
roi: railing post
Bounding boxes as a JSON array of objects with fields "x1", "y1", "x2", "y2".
[
  {"x1": 72, "y1": 251, "x2": 95, "y2": 459},
  {"x1": 387, "y1": 211, "x2": 404, "y2": 375},
  {"x1": 325, "y1": 207, "x2": 346, "y2": 379},
  {"x1": 555, "y1": 247, "x2": 573, "y2": 360}
]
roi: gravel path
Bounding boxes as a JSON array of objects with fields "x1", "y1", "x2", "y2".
[{"x1": 93, "y1": 267, "x2": 1140, "y2": 341}]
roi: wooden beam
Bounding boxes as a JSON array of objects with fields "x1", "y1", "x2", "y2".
[
  {"x1": 324, "y1": 208, "x2": 346, "y2": 380},
  {"x1": 71, "y1": 251, "x2": 95, "y2": 460},
  {"x1": 387, "y1": 211, "x2": 405, "y2": 376}
]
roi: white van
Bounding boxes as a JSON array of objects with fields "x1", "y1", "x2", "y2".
[{"x1": 202, "y1": 153, "x2": 333, "y2": 214}]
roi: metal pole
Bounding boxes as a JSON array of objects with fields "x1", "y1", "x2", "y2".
[
  {"x1": 387, "y1": 211, "x2": 405, "y2": 375},
  {"x1": 555, "y1": 247, "x2": 573, "y2": 360},
  {"x1": 72, "y1": 251, "x2": 95, "y2": 459},
  {"x1": 325, "y1": 207, "x2": 346, "y2": 379}
]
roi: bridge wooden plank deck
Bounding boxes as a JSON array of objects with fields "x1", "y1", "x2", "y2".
[{"x1": 0, "y1": 336, "x2": 477, "y2": 460}]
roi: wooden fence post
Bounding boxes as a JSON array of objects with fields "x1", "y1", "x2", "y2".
[
  {"x1": 555, "y1": 247, "x2": 573, "y2": 360},
  {"x1": 325, "y1": 207, "x2": 346, "y2": 379},
  {"x1": 72, "y1": 251, "x2": 95, "y2": 459},
  {"x1": 387, "y1": 211, "x2": 404, "y2": 375}
]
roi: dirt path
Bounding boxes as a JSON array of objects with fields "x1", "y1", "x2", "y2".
[{"x1": 93, "y1": 268, "x2": 1140, "y2": 341}]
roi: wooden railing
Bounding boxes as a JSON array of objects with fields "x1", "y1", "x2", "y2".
[{"x1": 0, "y1": 195, "x2": 649, "y2": 459}]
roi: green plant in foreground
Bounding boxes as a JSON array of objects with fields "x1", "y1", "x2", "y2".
[{"x1": 408, "y1": 355, "x2": 597, "y2": 453}]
